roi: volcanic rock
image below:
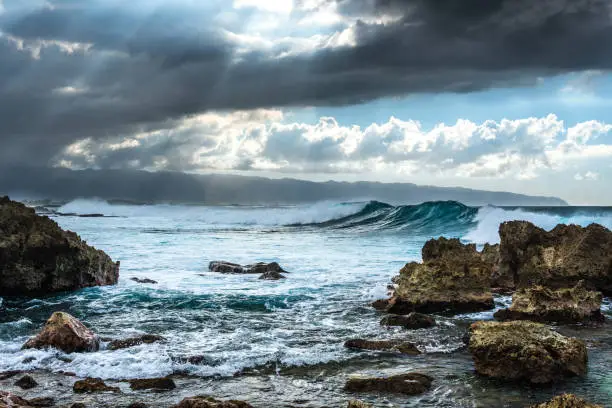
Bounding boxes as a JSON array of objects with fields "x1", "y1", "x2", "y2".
[
  {"x1": 258, "y1": 270, "x2": 286, "y2": 280},
  {"x1": 107, "y1": 334, "x2": 164, "y2": 350},
  {"x1": 0, "y1": 196, "x2": 119, "y2": 296},
  {"x1": 23, "y1": 312, "x2": 99, "y2": 353},
  {"x1": 344, "y1": 339, "x2": 421, "y2": 355},
  {"x1": 530, "y1": 394, "x2": 603, "y2": 408},
  {"x1": 209, "y1": 261, "x2": 287, "y2": 275},
  {"x1": 171, "y1": 396, "x2": 254, "y2": 408},
  {"x1": 129, "y1": 377, "x2": 176, "y2": 391},
  {"x1": 344, "y1": 372, "x2": 433, "y2": 395},
  {"x1": 468, "y1": 320, "x2": 587, "y2": 384},
  {"x1": 73, "y1": 378, "x2": 120, "y2": 393},
  {"x1": 380, "y1": 312, "x2": 435, "y2": 329}
]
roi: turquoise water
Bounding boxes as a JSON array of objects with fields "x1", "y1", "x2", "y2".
[{"x1": 1, "y1": 200, "x2": 611, "y2": 407}]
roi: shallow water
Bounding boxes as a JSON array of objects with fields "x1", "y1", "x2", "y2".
[{"x1": 1, "y1": 200, "x2": 612, "y2": 407}]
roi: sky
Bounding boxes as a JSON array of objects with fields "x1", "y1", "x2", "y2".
[{"x1": 1, "y1": 0, "x2": 612, "y2": 204}]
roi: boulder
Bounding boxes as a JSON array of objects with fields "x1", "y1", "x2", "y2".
[
  {"x1": 0, "y1": 196, "x2": 119, "y2": 296},
  {"x1": 107, "y1": 334, "x2": 164, "y2": 350},
  {"x1": 344, "y1": 372, "x2": 433, "y2": 395},
  {"x1": 258, "y1": 270, "x2": 286, "y2": 280},
  {"x1": 494, "y1": 281, "x2": 605, "y2": 324},
  {"x1": 170, "y1": 396, "x2": 254, "y2": 408},
  {"x1": 129, "y1": 377, "x2": 176, "y2": 391},
  {"x1": 130, "y1": 277, "x2": 158, "y2": 284},
  {"x1": 498, "y1": 221, "x2": 612, "y2": 295},
  {"x1": 25, "y1": 397, "x2": 54, "y2": 407},
  {"x1": 23, "y1": 312, "x2": 99, "y2": 353},
  {"x1": 380, "y1": 312, "x2": 435, "y2": 329},
  {"x1": 387, "y1": 237, "x2": 494, "y2": 314},
  {"x1": 209, "y1": 261, "x2": 287, "y2": 275},
  {"x1": 468, "y1": 321, "x2": 587, "y2": 384},
  {"x1": 530, "y1": 394, "x2": 603, "y2": 408},
  {"x1": 73, "y1": 378, "x2": 120, "y2": 393},
  {"x1": 347, "y1": 401, "x2": 371, "y2": 408},
  {"x1": 344, "y1": 339, "x2": 421, "y2": 355},
  {"x1": 14, "y1": 375, "x2": 38, "y2": 389}
]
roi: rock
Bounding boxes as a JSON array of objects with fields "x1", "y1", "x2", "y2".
[
  {"x1": 129, "y1": 377, "x2": 176, "y2": 391},
  {"x1": 0, "y1": 196, "x2": 119, "y2": 296},
  {"x1": 73, "y1": 378, "x2": 120, "y2": 393},
  {"x1": 70, "y1": 404, "x2": 86, "y2": 408},
  {"x1": 468, "y1": 320, "x2": 587, "y2": 384},
  {"x1": 0, "y1": 391, "x2": 33, "y2": 407},
  {"x1": 130, "y1": 277, "x2": 158, "y2": 284},
  {"x1": 171, "y1": 396, "x2": 254, "y2": 408},
  {"x1": 494, "y1": 281, "x2": 605, "y2": 324},
  {"x1": 209, "y1": 261, "x2": 287, "y2": 275},
  {"x1": 127, "y1": 403, "x2": 149, "y2": 408},
  {"x1": 172, "y1": 355, "x2": 213, "y2": 365},
  {"x1": 23, "y1": 312, "x2": 99, "y2": 353},
  {"x1": 14, "y1": 375, "x2": 38, "y2": 389},
  {"x1": 387, "y1": 237, "x2": 494, "y2": 314},
  {"x1": 258, "y1": 270, "x2": 286, "y2": 280},
  {"x1": 26, "y1": 397, "x2": 54, "y2": 407},
  {"x1": 347, "y1": 401, "x2": 372, "y2": 408},
  {"x1": 0, "y1": 370, "x2": 22, "y2": 380},
  {"x1": 344, "y1": 372, "x2": 433, "y2": 395},
  {"x1": 480, "y1": 243, "x2": 507, "y2": 290},
  {"x1": 380, "y1": 312, "x2": 435, "y2": 329},
  {"x1": 498, "y1": 221, "x2": 612, "y2": 295},
  {"x1": 371, "y1": 299, "x2": 390, "y2": 310},
  {"x1": 107, "y1": 334, "x2": 164, "y2": 350},
  {"x1": 530, "y1": 394, "x2": 603, "y2": 408},
  {"x1": 344, "y1": 339, "x2": 421, "y2": 355}
]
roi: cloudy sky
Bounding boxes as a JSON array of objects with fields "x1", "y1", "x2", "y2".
[{"x1": 1, "y1": 0, "x2": 612, "y2": 204}]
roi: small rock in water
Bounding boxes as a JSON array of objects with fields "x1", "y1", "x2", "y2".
[
  {"x1": 0, "y1": 370, "x2": 22, "y2": 380},
  {"x1": 171, "y1": 396, "x2": 254, "y2": 407},
  {"x1": 344, "y1": 372, "x2": 433, "y2": 395},
  {"x1": 70, "y1": 404, "x2": 86, "y2": 408},
  {"x1": 530, "y1": 394, "x2": 603, "y2": 408},
  {"x1": 23, "y1": 312, "x2": 100, "y2": 353},
  {"x1": 127, "y1": 403, "x2": 149, "y2": 408},
  {"x1": 108, "y1": 334, "x2": 164, "y2": 350},
  {"x1": 380, "y1": 312, "x2": 435, "y2": 329},
  {"x1": 27, "y1": 397, "x2": 55, "y2": 407},
  {"x1": 73, "y1": 378, "x2": 120, "y2": 393},
  {"x1": 129, "y1": 377, "x2": 176, "y2": 391},
  {"x1": 21, "y1": 357, "x2": 36, "y2": 364},
  {"x1": 347, "y1": 400, "x2": 372, "y2": 408},
  {"x1": 344, "y1": 339, "x2": 421, "y2": 355},
  {"x1": 258, "y1": 270, "x2": 286, "y2": 280},
  {"x1": 130, "y1": 277, "x2": 158, "y2": 284},
  {"x1": 209, "y1": 261, "x2": 288, "y2": 275},
  {"x1": 14, "y1": 374, "x2": 38, "y2": 389}
]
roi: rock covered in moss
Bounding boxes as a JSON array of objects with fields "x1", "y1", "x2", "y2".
[
  {"x1": 498, "y1": 221, "x2": 612, "y2": 295},
  {"x1": 171, "y1": 396, "x2": 253, "y2": 408},
  {"x1": 23, "y1": 312, "x2": 99, "y2": 353},
  {"x1": 494, "y1": 281, "x2": 605, "y2": 324},
  {"x1": 73, "y1": 378, "x2": 120, "y2": 393},
  {"x1": 344, "y1": 372, "x2": 433, "y2": 395},
  {"x1": 380, "y1": 312, "x2": 435, "y2": 329},
  {"x1": 0, "y1": 196, "x2": 119, "y2": 297},
  {"x1": 530, "y1": 394, "x2": 603, "y2": 408},
  {"x1": 468, "y1": 321, "x2": 587, "y2": 384},
  {"x1": 344, "y1": 339, "x2": 421, "y2": 355}
]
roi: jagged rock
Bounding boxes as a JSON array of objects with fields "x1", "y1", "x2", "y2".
[
  {"x1": 0, "y1": 196, "x2": 119, "y2": 296},
  {"x1": 14, "y1": 375, "x2": 38, "y2": 389},
  {"x1": 0, "y1": 391, "x2": 33, "y2": 407},
  {"x1": 129, "y1": 377, "x2": 176, "y2": 391},
  {"x1": 209, "y1": 261, "x2": 287, "y2": 275},
  {"x1": 371, "y1": 299, "x2": 390, "y2": 310},
  {"x1": 380, "y1": 312, "x2": 435, "y2": 329},
  {"x1": 481, "y1": 243, "x2": 508, "y2": 290},
  {"x1": 386, "y1": 237, "x2": 494, "y2": 314},
  {"x1": 170, "y1": 396, "x2": 254, "y2": 408},
  {"x1": 494, "y1": 281, "x2": 605, "y2": 324},
  {"x1": 498, "y1": 221, "x2": 612, "y2": 295},
  {"x1": 344, "y1": 339, "x2": 421, "y2": 355},
  {"x1": 73, "y1": 378, "x2": 120, "y2": 393},
  {"x1": 130, "y1": 277, "x2": 158, "y2": 284},
  {"x1": 258, "y1": 270, "x2": 286, "y2": 280},
  {"x1": 344, "y1": 373, "x2": 433, "y2": 395},
  {"x1": 23, "y1": 312, "x2": 99, "y2": 353},
  {"x1": 530, "y1": 394, "x2": 603, "y2": 408},
  {"x1": 347, "y1": 401, "x2": 372, "y2": 408},
  {"x1": 107, "y1": 334, "x2": 164, "y2": 350},
  {"x1": 468, "y1": 320, "x2": 587, "y2": 384}
]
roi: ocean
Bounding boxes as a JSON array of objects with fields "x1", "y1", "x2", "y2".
[{"x1": 1, "y1": 199, "x2": 611, "y2": 407}]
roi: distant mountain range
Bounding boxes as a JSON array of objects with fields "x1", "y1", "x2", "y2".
[{"x1": 0, "y1": 167, "x2": 568, "y2": 206}]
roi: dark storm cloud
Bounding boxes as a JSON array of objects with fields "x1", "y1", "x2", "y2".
[{"x1": 0, "y1": 0, "x2": 611, "y2": 166}]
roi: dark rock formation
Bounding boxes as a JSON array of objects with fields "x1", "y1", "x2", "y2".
[
  {"x1": 127, "y1": 403, "x2": 149, "y2": 408},
  {"x1": 0, "y1": 370, "x2": 22, "y2": 380},
  {"x1": 344, "y1": 373, "x2": 433, "y2": 395},
  {"x1": 498, "y1": 221, "x2": 612, "y2": 295},
  {"x1": 73, "y1": 378, "x2": 120, "y2": 393},
  {"x1": 530, "y1": 394, "x2": 603, "y2": 408},
  {"x1": 468, "y1": 321, "x2": 587, "y2": 384},
  {"x1": 26, "y1": 397, "x2": 54, "y2": 407},
  {"x1": 380, "y1": 312, "x2": 435, "y2": 329},
  {"x1": 171, "y1": 396, "x2": 254, "y2": 408},
  {"x1": 70, "y1": 404, "x2": 86, "y2": 408},
  {"x1": 344, "y1": 339, "x2": 421, "y2": 355},
  {"x1": 347, "y1": 401, "x2": 372, "y2": 408},
  {"x1": 0, "y1": 196, "x2": 119, "y2": 296},
  {"x1": 258, "y1": 270, "x2": 286, "y2": 280},
  {"x1": 129, "y1": 377, "x2": 176, "y2": 391},
  {"x1": 371, "y1": 299, "x2": 390, "y2": 310},
  {"x1": 23, "y1": 312, "x2": 100, "y2": 353},
  {"x1": 107, "y1": 334, "x2": 164, "y2": 350},
  {"x1": 386, "y1": 237, "x2": 494, "y2": 314},
  {"x1": 494, "y1": 281, "x2": 605, "y2": 324},
  {"x1": 0, "y1": 391, "x2": 33, "y2": 407},
  {"x1": 209, "y1": 261, "x2": 287, "y2": 275},
  {"x1": 130, "y1": 277, "x2": 158, "y2": 284},
  {"x1": 14, "y1": 374, "x2": 38, "y2": 389}
]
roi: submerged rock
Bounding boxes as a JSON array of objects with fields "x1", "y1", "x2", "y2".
[
  {"x1": 380, "y1": 312, "x2": 435, "y2": 329},
  {"x1": 530, "y1": 394, "x2": 603, "y2": 408},
  {"x1": 23, "y1": 312, "x2": 99, "y2": 353},
  {"x1": 498, "y1": 221, "x2": 612, "y2": 295},
  {"x1": 14, "y1": 374, "x2": 38, "y2": 389},
  {"x1": 258, "y1": 270, "x2": 286, "y2": 280},
  {"x1": 347, "y1": 401, "x2": 372, "y2": 408},
  {"x1": 0, "y1": 196, "x2": 119, "y2": 296},
  {"x1": 209, "y1": 261, "x2": 287, "y2": 275},
  {"x1": 130, "y1": 277, "x2": 158, "y2": 284},
  {"x1": 494, "y1": 281, "x2": 605, "y2": 324},
  {"x1": 107, "y1": 334, "x2": 164, "y2": 350},
  {"x1": 73, "y1": 378, "x2": 120, "y2": 393},
  {"x1": 468, "y1": 320, "x2": 587, "y2": 384},
  {"x1": 129, "y1": 377, "x2": 176, "y2": 391},
  {"x1": 387, "y1": 237, "x2": 494, "y2": 314},
  {"x1": 171, "y1": 396, "x2": 254, "y2": 408},
  {"x1": 344, "y1": 339, "x2": 421, "y2": 355},
  {"x1": 344, "y1": 372, "x2": 433, "y2": 395}
]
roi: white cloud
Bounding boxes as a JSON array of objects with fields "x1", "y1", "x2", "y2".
[
  {"x1": 233, "y1": 0, "x2": 294, "y2": 15},
  {"x1": 574, "y1": 171, "x2": 599, "y2": 181}
]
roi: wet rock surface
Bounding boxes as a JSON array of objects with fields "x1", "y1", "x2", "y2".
[
  {"x1": 530, "y1": 394, "x2": 603, "y2": 408},
  {"x1": 344, "y1": 372, "x2": 433, "y2": 395},
  {"x1": 73, "y1": 378, "x2": 120, "y2": 393},
  {"x1": 107, "y1": 334, "x2": 165, "y2": 350},
  {"x1": 380, "y1": 312, "x2": 435, "y2": 329},
  {"x1": 209, "y1": 261, "x2": 286, "y2": 274},
  {"x1": 347, "y1": 401, "x2": 372, "y2": 408},
  {"x1": 258, "y1": 270, "x2": 286, "y2": 280},
  {"x1": 170, "y1": 396, "x2": 254, "y2": 408},
  {"x1": 344, "y1": 339, "x2": 421, "y2": 355},
  {"x1": 14, "y1": 375, "x2": 38, "y2": 390},
  {"x1": 23, "y1": 312, "x2": 100, "y2": 353},
  {"x1": 129, "y1": 377, "x2": 176, "y2": 391},
  {"x1": 131, "y1": 277, "x2": 158, "y2": 284},
  {"x1": 0, "y1": 196, "x2": 119, "y2": 296}
]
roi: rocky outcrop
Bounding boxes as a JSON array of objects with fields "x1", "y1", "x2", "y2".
[
  {"x1": 386, "y1": 237, "x2": 494, "y2": 314},
  {"x1": 73, "y1": 378, "x2": 120, "y2": 393},
  {"x1": 258, "y1": 270, "x2": 286, "y2": 280},
  {"x1": 468, "y1": 321, "x2": 587, "y2": 384},
  {"x1": 129, "y1": 377, "x2": 176, "y2": 391},
  {"x1": 0, "y1": 196, "x2": 119, "y2": 296},
  {"x1": 344, "y1": 339, "x2": 421, "y2": 355},
  {"x1": 14, "y1": 375, "x2": 38, "y2": 389},
  {"x1": 498, "y1": 221, "x2": 612, "y2": 295},
  {"x1": 171, "y1": 396, "x2": 254, "y2": 408},
  {"x1": 23, "y1": 312, "x2": 99, "y2": 353},
  {"x1": 344, "y1": 373, "x2": 433, "y2": 395},
  {"x1": 380, "y1": 312, "x2": 435, "y2": 329},
  {"x1": 130, "y1": 277, "x2": 157, "y2": 284},
  {"x1": 530, "y1": 394, "x2": 603, "y2": 408},
  {"x1": 209, "y1": 261, "x2": 288, "y2": 280},
  {"x1": 107, "y1": 334, "x2": 164, "y2": 350},
  {"x1": 494, "y1": 281, "x2": 605, "y2": 324}
]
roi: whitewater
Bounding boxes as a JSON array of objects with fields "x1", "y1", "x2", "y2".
[{"x1": 1, "y1": 199, "x2": 611, "y2": 407}]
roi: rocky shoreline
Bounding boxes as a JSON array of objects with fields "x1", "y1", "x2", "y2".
[{"x1": 1, "y1": 196, "x2": 611, "y2": 407}]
